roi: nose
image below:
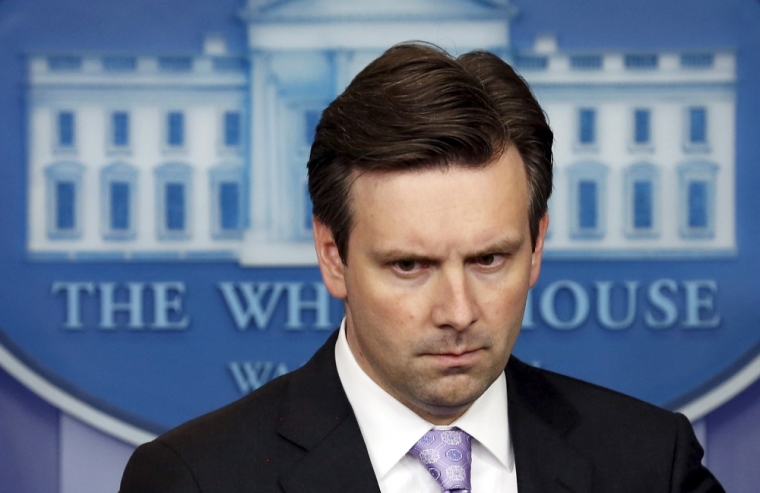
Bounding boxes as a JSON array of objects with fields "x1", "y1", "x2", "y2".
[{"x1": 430, "y1": 267, "x2": 479, "y2": 331}]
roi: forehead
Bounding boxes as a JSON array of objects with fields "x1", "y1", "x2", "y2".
[{"x1": 347, "y1": 147, "x2": 530, "y2": 252}]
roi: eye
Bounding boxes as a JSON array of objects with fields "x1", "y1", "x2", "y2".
[
  {"x1": 472, "y1": 253, "x2": 506, "y2": 270},
  {"x1": 395, "y1": 259, "x2": 418, "y2": 272},
  {"x1": 389, "y1": 258, "x2": 430, "y2": 277},
  {"x1": 477, "y1": 254, "x2": 497, "y2": 266}
]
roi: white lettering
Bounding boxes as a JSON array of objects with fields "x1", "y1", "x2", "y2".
[
  {"x1": 285, "y1": 282, "x2": 331, "y2": 330},
  {"x1": 683, "y1": 280, "x2": 721, "y2": 328},
  {"x1": 99, "y1": 282, "x2": 144, "y2": 329},
  {"x1": 217, "y1": 282, "x2": 286, "y2": 330},
  {"x1": 151, "y1": 282, "x2": 189, "y2": 330},
  {"x1": 539, "y1": 280, "x2": 590, "y2": 330},
  {"x1": 645, "y1": 279, "x2": 679, "y2": 329},
  {"x1": 596, "y1": 281, "x2": 639, "y2": 330},
  {"x1": 52, "y1": 282, "x2": 95, "y2": 329},
  {"x1": 228, "y1": 361, "x2": 290, "y2": 394}
]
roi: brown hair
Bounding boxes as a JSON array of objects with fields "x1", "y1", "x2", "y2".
[{"x1": 307, "y1": 43, "x2": 553, "y2": 263}]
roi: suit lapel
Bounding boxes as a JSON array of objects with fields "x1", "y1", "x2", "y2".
[
  {"x1": 507, "y1": 357, "x2": 593, "y2": 493},
  {"x1": 279, "y1": 413, "x2": 381, "y2": 493},
  {"x1": 275, "y1": 334, "x2": 592, "y2": 493},
  {"x1": 277, "y1": 330, "x2": 381, "y2": 493}
]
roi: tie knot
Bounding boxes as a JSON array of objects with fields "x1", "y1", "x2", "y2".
[{"x1": 410, "y1": 428, "x2": 472, "y2": 493}]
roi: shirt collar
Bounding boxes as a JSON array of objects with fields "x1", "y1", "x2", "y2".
[
  {"x1": 334, "y1": 318, "x2": 513, "y2": 480},
  {"x1": 452, "y1": 368, "x2": 512, "y2": 471}
]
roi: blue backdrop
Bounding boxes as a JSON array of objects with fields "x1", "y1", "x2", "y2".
[{"x1": 0, "y1": 0, "x2": 759, "y2": 491}]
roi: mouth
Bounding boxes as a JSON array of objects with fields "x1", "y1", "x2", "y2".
[{"x1": 425, "y1": 348, "x2": 483, "y2": 367}]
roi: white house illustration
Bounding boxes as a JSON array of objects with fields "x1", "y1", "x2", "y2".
[{"x1": 26, "y1": 0, "x2": 736, "y2": 264}]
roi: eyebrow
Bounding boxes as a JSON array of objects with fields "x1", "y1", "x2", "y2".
[
  {"x1": 369, "y1": 235, "x2": 526, "y2": 264},
  {"x1": 466, "y1": 236, "x2": 526, "y2": 258}
]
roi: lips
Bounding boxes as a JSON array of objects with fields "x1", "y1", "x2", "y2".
[{"x1": 426, "y1": 348, "x2": 483, "y2": 367}]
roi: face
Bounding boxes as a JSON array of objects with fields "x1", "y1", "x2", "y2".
[{"x1": 314, "y1": 146, "x2": 548, "y2": 424}]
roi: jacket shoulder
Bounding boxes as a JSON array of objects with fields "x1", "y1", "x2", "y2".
[
  {"x1": 121, "y1": 331, "x2": 345, "y2": 493},
  {"x1": 507, "y1": 357, "x2": 724, "y2": 492},
  {"x1": 508, "y1": 356, "x2": 679, "y2": 429},
  {"x1": 122, "y1": 372, "x2": 299, "y2": 493},
  {"x1": 164, "y1": 367, "x2": 291, "y2": 441}
]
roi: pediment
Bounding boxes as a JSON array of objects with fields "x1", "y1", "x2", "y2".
[{"x1": 241, "y1": 0, "x2": 516, "y2": 23}]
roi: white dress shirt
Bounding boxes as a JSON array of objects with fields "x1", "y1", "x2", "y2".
[{"x1": 335, "y1": 320, "x2": 519, "y2": 492}]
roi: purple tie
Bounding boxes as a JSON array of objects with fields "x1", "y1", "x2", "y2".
[{"x1": 410, "y1": 428, "x2": 472, "y2": 493}]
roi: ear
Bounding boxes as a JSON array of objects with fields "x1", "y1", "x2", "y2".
[
  {"x1": 313, "y1": 218, "x2": 348, "y2": 299},
  {"x1": 529, "y1": 213, "x2": 549, "y2": 288}
]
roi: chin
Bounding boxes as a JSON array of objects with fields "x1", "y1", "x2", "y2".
[{"x1": 424, "y1": 384, "x2": 488, "y2": 410}]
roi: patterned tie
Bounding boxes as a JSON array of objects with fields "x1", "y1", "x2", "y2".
[{"x1": 410, "y1": 428, "x2": 473, "y2": 493}]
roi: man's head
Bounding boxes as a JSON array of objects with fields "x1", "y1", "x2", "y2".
[
  {"x1": 308, "y1": 43, "x2": 553, "y2": 262},
  {"x1": 309, "y1": 43, "x2": 553, "y2": 424}
]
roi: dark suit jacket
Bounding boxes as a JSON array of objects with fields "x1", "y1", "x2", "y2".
[{"x1": 120, "y1": 330, "x2": 724, "y2": 492}]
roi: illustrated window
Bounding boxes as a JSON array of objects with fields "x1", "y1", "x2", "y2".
[
  {"x1": 678, "y1": 160, "x2": 717, "y2": 239},
  {"x1": 155, "y1": 163, "x2": 192, "y2": 240},
  {"x1": 100, "y1": 162, "x2": 137, "y2": 240},
  {"x1": 159, "y1": 56, "x2": 193, "y2": 72},
  {"x1": 624, "y1": 54, "x2": 658, "y2": 70},
  {"x1": 111, "y1": 111, "x2": 130, "y2": 148},
  {"x1": 633, "y1": 109, "x2": 651, "y2": 146},
  {"x1": 570, "y1": 55, "x2": 602, "y2": 70},
  {"x1": 166, "y1": 184, "x2": 185, "y2": 230},
  {"x1": 48, "y1": 56, "x2": 82, "y2": 72},
  {"x1": 684, "y1": 106, "x2": 709, "y2": 152},
  {"x1": 45, "y1": 161, "x2": 84, "y2": 239},
  {"x1": 577, "y1": 108, "x2": 597, "y2": 148},
  {"x1": 103, "y1": 56, "x2": 137, "y2": 72},
  {"x1": 56, "y1": 111, "x2": 76, "y2": 150},
  {"x1": 568, "y1": 162, "x2": 608, "y2": 239},
  {"x1": 624, "y1": 163, "x2": 660, "y2": 238},
  {"x1": 209, "y1": 164, "x2": 244, "y2": 239},
  {"x1": 223, "y1": 111, "x2": 242, "y2": 148},
  {"x1": 166, "y1": 111, "x2": 185, "y2": 148},
  {"x1": 689, "y1": 107, "x2": 707, "y2": 144},
  {"x1": 681, "y1": 54, "x2": 714, "y2": 69}
]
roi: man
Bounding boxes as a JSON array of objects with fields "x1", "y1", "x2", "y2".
[{"x1": 120, "y1": 43, "x2": 724, "y2": 492}]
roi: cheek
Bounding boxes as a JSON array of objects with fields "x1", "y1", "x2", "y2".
[
  {"x1": 370, "y1": 291, "x2": 425, "y2": 340},
  {"x1": 361, "y1": 274, "x2": 429, "y2": 322},
  {"x1": 349, "y1": 278, "x2": 421, "y2": 344},
  {"x1": 477, "y1": 278, "x2": 530, "y2": 327}
]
